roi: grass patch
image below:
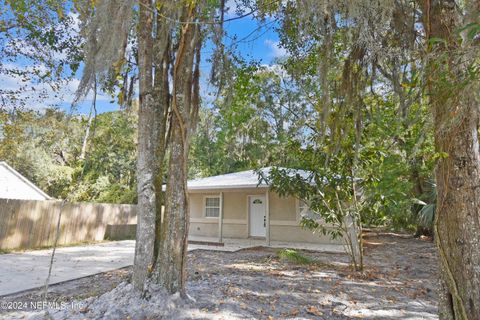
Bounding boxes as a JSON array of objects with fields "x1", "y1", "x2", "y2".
[
  {"x1": 277, "y1": 249, "x2": 313, "y2": 264},
  {"x1": 0, "y1": 248, "x2": 12, "y2": 254}
]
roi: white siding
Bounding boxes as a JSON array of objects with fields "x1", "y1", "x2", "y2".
[{"x1": 0, "y1": 162, "x2": 50, "y2": 200}]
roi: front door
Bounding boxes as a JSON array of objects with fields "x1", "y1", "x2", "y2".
[{"x1": 249, "y1": 195, "x2": 266, "y2": 237}]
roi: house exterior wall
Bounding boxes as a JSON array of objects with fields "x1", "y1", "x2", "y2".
[
  {"x1": 189, "y1": 188, "x2": 264, "y2": 238},
  {"x1": 0, "y1": 163, "x2": 50, "y2": 200},
  {"x1": 188, "y1": 188, "x2": 341, "y2": 244},
  {"x1": 269, "y1": 191, "x2": 296, "y2": 221}
]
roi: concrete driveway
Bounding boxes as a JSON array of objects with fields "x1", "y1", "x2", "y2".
[
  {"x1": 0, "y1": 239, "x2": 344, "y2": 297},
  {"x1": 0, "y1": 241, "x2": 136, "y2": 296}
]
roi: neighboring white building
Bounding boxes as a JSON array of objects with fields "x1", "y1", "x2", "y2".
[{"x1": 0, "y1": 161, "x2": 51, "y2": 200}]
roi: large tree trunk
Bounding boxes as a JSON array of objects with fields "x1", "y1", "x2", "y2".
[
  {"x1": 155, "y1": 116, "x2": 190, "y2": 294},
  {"x1": 151, "y1": 63, "x2": 169, "y2": 270},
  {"x1": 154, "y1": 4, "x2": 201, "y2": 295},
  {"x1": 422, "y1": 0, "x2": 480, "y2": 318},
  {"x1": 133, "y1": 0, "x2": 156, "y2": 291},
  {"x1": 435, "y1": 110, "x2": 480, "y2": 319},
  {"x1": 152, "y1": 7, "x2": 172, "y2": 270}
]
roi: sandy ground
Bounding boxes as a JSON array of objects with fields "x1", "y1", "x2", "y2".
[
  {"x1": 0, "y1": 234, "x2": 438, "y2": 319},
  {"x1": 0, "y1": 238, "x2": 343, "y2": 297}
]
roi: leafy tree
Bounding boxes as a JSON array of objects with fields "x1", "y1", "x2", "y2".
[
  {"x1": 70, "y1": 110, "x2": 137, "y2": 204},
  {"x1": 261, "y1": 92, "x2": 419, "y2": 271},
  {"x1": 75, "y1": 0, "x2": 223, "y2": 294},
  {"x1": 189, "y1": 107, "x2": 224, "y2": 177},
  {"x1": 190, "y1": 65, "x2": 310, "y2": 176},
  {"x1": 267, "y1": 1, "x2": 480, "y2": 317},
  {"x1": 0, "y1": 108, "x2": 81, "y2": 197},
  {"x1": 262, "y1": 0, "x2": 437, "y2": 234},
  {"x1": 0, "y1": 0, "x2": 81, "y2": 108},
  {"x1": 421, "y1": 2, "x2": 480, "y2": 318},
  {"x1": 0, "y1": 107, "x2": 138, "y2": 203}
]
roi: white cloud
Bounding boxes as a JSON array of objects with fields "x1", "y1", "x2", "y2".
[
  {"x1": 1, "y1": 62, "x2": 111, "y2": 111},
  {"x1": 64, "y1": 78, "x2": 112, "y2": 102},
  {"x1": 264, "y1": 39, "x2": 287, "y2": 58},
  {"x1": 260, "y1": 63, "x2": 288, "y2": 76}
]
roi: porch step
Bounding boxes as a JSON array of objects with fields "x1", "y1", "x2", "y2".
[{"x1": 188, "y1": 240, "x2": 225, "y2": 247}]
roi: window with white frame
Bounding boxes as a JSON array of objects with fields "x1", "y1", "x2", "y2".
[{"x1": 205, "y1": 196, "x2": 220, "y2": 218}]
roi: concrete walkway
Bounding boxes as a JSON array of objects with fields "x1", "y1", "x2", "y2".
[
  {"x1": 189, "y1": 236, "x2": 345, "y2": 253},
  {"x1": 0, "y1": 239, "x2": 344, "y2": 297}
]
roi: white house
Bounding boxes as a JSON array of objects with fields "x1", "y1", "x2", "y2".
[{"x1": 0, "y1": 161, "x2": 51, "y2": 200}]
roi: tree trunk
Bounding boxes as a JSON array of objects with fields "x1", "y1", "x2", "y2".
[
  {"x1": 79, "y1": 80, "x2": 96, "y2": 161},
  {"x1": 422, "y1": 0, "x2": 480, "y2": 318},
  {"x1": 133, "y1": 0, "x2": 156, "y2": 291},
  {"x1": 434, "y1": 101, "x2": 480, "y2": 320},
  {"x1": 155, "y1": 116, "x2": 190, "y2": 294},
  {"x1": 345, "y1": 213, "x2": 362, "y2": 271},
  {"x1": 152, "y1": 28, "x2": 170, "y2": 269},
  {"x1": 154, "y1": 4, "x2": 200, "y2": 295}
]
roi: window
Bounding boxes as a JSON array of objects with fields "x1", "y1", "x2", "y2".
[{"x1": 205, "y1": 196, "x2": 220, "y2": 218}]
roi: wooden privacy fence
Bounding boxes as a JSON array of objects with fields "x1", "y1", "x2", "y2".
[{"x1": 0, "y1": 199, "x2": 137, "y2": 250}]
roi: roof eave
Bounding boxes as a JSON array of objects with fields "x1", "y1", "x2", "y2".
[{"x1": 188, "y1": 184, "x2": 269, "y2": 191}]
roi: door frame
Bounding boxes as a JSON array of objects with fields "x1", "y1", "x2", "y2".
[{"x1": 247, "y1": 194, "x2": 267, "y2": 238}]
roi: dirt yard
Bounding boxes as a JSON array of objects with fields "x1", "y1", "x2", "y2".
[{"x1": 1, "y1": 234, "x2": 438, "y2": 319}]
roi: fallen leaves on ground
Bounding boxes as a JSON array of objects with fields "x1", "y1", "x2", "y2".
[{"x1": 306, "y1": 305, "x2": 323, "y2": 316}]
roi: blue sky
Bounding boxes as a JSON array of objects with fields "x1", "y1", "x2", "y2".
[
  {"x1": 60, "y1": 9, "x2": 284, "y2": 115},
  {"x1": 1, "y1": 3, "x2": 285, "y2": 115}
]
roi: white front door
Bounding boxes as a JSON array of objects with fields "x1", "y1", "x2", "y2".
[{"x1": 249, "y1": 195, "x2": 266, "y2": 237}]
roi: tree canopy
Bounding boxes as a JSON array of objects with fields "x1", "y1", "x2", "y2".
[{"x1": 1, "y1": 0, "x2": 480, "y2": 318}]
